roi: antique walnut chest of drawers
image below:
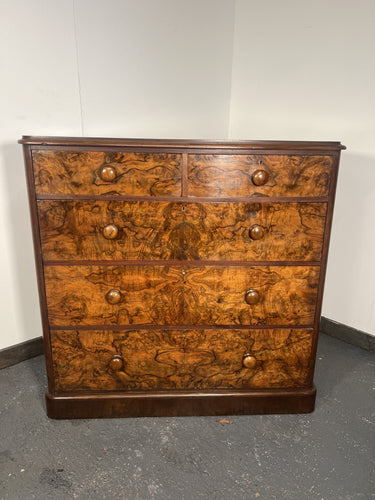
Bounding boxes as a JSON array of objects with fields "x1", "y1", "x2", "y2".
[{"x1": 20, "y1": 136, "x2": 345, "y2": 418}]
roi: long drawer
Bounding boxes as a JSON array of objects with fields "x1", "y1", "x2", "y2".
[
  {"x1": 38, "y1": 200, "x2": 326, "y2": 261},
  {"x1": 51, "y1": 329, "x2": 314, "y2": 392},
  {"x1": 44, "y1": 265, "x2": 319, "y2": 326}
]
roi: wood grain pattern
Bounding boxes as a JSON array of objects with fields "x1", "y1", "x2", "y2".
[
  {"x1": 183, "y1": 266, "x2": 319, "y2": 325},
  {"x1": 185, "y1": 202, "x2": 326, "y2": 261},
  {"x1": 38, "y1": 200, "x2": 185, "y2": 261},
  {"x1": 38, "y1": 200, "x2": 326, "y2": 262},
  {"x1": 44, "y1": 266, "x2": 183, "y2": 326},
  {"x1": 32, "y1": 151, "x2": 182, "y2": 196},
  {"x1": 50, "y1": 329, "x2": 313, "y2": 392},
  {"x1": 44, "y1": 265, "x2": 319, "y2": 326},
  {"x1": 188, "y1": 154, "x2": 333, "y2": 197},
  {"x1": 21, "y1": 137, "x2": 345, "y2": 417}
]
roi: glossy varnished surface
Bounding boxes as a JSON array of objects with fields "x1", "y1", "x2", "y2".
[
  {"x1": 50, "y1": 329, "x2": 313, "y2": 392},
  {"x1": 182, "y1": 266, "x2": 319, "y2": 325},
  {"x1": 44, "y1": 265, "x2": 319, "y2": 326},
  {"x1": 21, "y1": 136, "x2": 344, "y2": 417},
  {"x1": 38, "y1": 200, "x2": 182, "y2": 261},
  {"x1": 38, "y1": 200, "x2": 326, "y2": 261},
  {"x1": 188, "y1": 155, "x2": 333, "y2": 197},
  {"x1": 32, "y1": 151, "x2": 182, "y2": 196},
  {"x1": 44, "y1": 265, "x2": 183, "y2": 326},
  {"x1": 185, "y1": 202, "x2": 326, "y2": 261}
]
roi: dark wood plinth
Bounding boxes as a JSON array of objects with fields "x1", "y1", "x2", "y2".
[{"x1": 46, "y1": 386, "x2": 316, "y2": 419}]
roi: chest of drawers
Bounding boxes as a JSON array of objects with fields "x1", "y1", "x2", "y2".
[{"x1": 20, "y1": 136, "x2": 345, "y2": 418}]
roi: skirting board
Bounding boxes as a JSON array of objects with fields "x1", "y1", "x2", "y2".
[
  {"x1": 0, "y1": 318, "x2": 373, "y2": 370},
  {"x1": 320, "y1": 317, "x2": 375, "y2": 352},
  {"x1": 0, "y1": 336, "x2": 44, "y2": 370}
]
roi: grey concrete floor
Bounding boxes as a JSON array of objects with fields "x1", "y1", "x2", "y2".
[{"x1": 0, "y1": 333, "x2": 374, "y2": 500}]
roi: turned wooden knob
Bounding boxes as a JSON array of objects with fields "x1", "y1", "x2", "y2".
[
  {"x1": 245, "y1": 289, "x2": 260, "y2": 305},
  {"x1": 108, "y1": 355, "x2": 124, "y2": 371},
  {"x1": 105, "y1": 289, "x2": 122, "y2": 304},
  {"x1": 252, "y1": 169, "x2": 269, "y2": 186},
  {"x1": 99, "y1": 165, "x2": 117, "y2": 182},
  {"x1": 249, "y1": 225, "x2": 265, "y2": 240},
  {"x1": 102, "y1": 224, "x2": 119, "y2": 240},
  {"x1": 242, "y1": 353, "x2": 257, "y2": 369}
]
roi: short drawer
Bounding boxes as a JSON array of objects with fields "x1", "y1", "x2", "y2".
[
  {"x1": 182, "y1": 265, "x2": 319, "y2": 326},
  {"x1": 185, "y1": 202, "x2": 326, "y2": 262},
  {"x1": 51, "y1": 329, "x2": 314, "y2": 392},
  {"x1": 44, "y1": 265, "x2": 184, "y2": 326},
  {"x1": 38, "y1": 200, "x2": 182, "y2": 261},
  {"x1": 38, "y1": 200, "x2": 326, "y2": 262},
  {"x1": 188, "y1": 154, "x2": 333, "y2": 198},
  {"x1": 44, "y1": 265, "x2": 319, "y2": 326},
  {"x1": 32, "y1": 150, "x2": 182, "y2": 196}
]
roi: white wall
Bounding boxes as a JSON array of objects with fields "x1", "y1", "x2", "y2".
[
  {"x1": 0, "y1": 0, "x2": 374, "y2": 350},
  {"x1": 229, "y1": 0, "x2": 375, "y2": 336},
  {"x1": 0, "y1": 0, "x2": 82, "y2": 350},
  {"x1": 0, "y1": 0, "x2": 235, "y2": 350},
  {"x1": 74, "y1": 0, "x2": 235, "y2": 138}
]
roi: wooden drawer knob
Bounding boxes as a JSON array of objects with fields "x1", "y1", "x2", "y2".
[
  {"x1": 100, "y1": 165, "x2": 117, "y2": 182},
  {"x1": 105, "y1": 289, "x2": 122, "y2": 304},
  {"x1": 108, "y1": 355, "x2": 124, "y2": 371},
  {"x1": 245, "y1": 289, "x2": 260, "y2": 305},
  {"x1": 252, "y1": 169, "x2": 269, "y2": 186},
  {"x1": 242, "y1": 354, "x2": 257, "y2": 369},
  {"x1": 249, "y1": 225, "x2": 265, "y2": 240},
  {"x1": 102, "y1": 224, "x2": 119, "y2": 240}
]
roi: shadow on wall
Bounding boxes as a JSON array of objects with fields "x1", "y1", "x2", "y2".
[
  {"x1": 1, "y1": 141, "x2": 42, "y2": 347},
  {"x1": 324, "y1": 150, "x2": 375, "y2": 333}
]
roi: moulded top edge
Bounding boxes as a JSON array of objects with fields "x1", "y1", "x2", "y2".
[{"x1": 18, "y1": 136, "x2": 346, "y2": 151}]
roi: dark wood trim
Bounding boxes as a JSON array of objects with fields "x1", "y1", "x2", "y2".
[
  {"x1": 26, "y1": 144, "x2": 344, "y2": 157},
  {"x1": 43, "y1": 259, "x2": 321, "y2": 267},
  {"x1": 320, "y1": 317, "x2": 375, "y2": 352},
  {"x1": 307, "y1": 151, "x2": 342, "y2": 384},
  {"x1": 19, "y1": 136, "x2": 346, "y2": 151},
  {"x1": 0, "y1": 337, "x2": 43, "y2": 370},
  {"x1": 29, "y1": 145, "x2": 191, "y2": 155},
  {"x1": 46, "y1": 386, "x2": 316, "y2": 418},
  {"x1": 49, "y1": 324, "x2": 314, "y2": 331},
  {"x1": 36, "y1": 193, "x2": 329, "y2": 203},
  {"x1": 22, "y1": 145, "x2": 55, "y2": 393},
  {"x1": 183, "y1": 149, "x2": 342, "y2": 156}
]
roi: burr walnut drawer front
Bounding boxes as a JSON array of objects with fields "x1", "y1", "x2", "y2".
[
  {"x1": 44, "y1": 265, "x2": 319, "y2": 326},
  {"x1": 50, "y1": 329, "x2": 314, "y2": 392},
  {"x1": 32, "y1": 150, "x2": 182, "y2": 196},
  {"x1": 188, "y1": 154, "x2": 333, "y2": 198},
  {"x1": 38, "y1": 200, "x2": 326, "y2": 262}
]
